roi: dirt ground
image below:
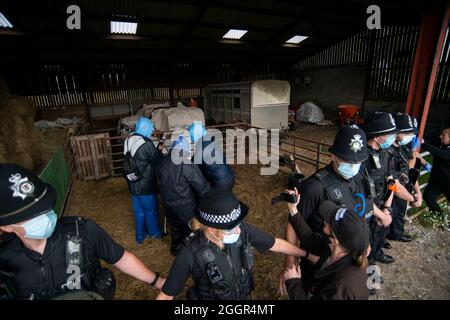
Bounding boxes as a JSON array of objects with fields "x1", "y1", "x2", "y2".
[{"x1": 66, "y1": 123, "x2": 449, "y2": 300}]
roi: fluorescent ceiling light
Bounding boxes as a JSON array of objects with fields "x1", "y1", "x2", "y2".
[
  {"x1": 222, "y1": 29, "x2": 248, "y2": 40},
  {"x1": 285, "y1": 35, "x2": 308, "y2": 44},
  {"x1": 111, "y1": 21, "x2": 137, "y2": 34},
  {"x1": 0, "y1": 12, "x2": 13, "y2": 28}
]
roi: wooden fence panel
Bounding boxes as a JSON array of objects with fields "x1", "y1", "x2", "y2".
[{"x1": 70, "y1": 133, "x2": 112, "y2": 181}]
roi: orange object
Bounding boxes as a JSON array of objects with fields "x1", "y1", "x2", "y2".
[
  {"x1": 338, "y1": 105, "x2": 360, "y2": 127},
  {"x1": 388, "y1": 184, "x2": 399, "y2": 192}
]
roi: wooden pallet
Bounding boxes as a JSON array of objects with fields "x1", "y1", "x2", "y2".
[{"x1": 70, "y1": 133, "x2": 113, "y2": 181}]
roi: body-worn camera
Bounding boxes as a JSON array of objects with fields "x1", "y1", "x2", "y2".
[{"x1": 206, "y1": 263, "x2": 223, "y2": 284}]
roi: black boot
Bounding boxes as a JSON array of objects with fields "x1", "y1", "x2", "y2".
[{"x1": 377, "y1": 254, "x2": 395, "y2": 264}]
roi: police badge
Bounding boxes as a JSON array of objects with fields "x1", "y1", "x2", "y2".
[
  {"x1": 350, "y1": 134, "x2": 364, "y2": 153},
  {"x1": 9, "y1": 174, "x2": 35, "y2": 200}
]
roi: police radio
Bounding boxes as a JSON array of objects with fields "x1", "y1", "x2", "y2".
[
  {"x1": 364, "y1": 169, "x2": 376, "y2": 199},
  {"x1": 66, "y1": 219, "x2": 83, "y2": 267}
]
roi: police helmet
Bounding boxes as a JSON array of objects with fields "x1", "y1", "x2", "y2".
[
  {"x1": 363, "y1": 111, "x2": 398, "y2": 138},
  {"x1": 329, "y1": 125, "x2": 368, "y2": 163},
  {"x1": 393, "y1": 112, "x2": 415, "y2": 133},
  {"x1": 0, "y1": 163, "x2": 57, "y2": 226}
]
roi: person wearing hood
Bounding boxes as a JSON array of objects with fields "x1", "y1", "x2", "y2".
[
  {"x1": 189, "y1": 122, "x2": 235, "y2": 190},
  {"x1": 123, "y1": 117, "x2": 163, "y2": 244},
  {"x1": 283, "y1": 197, "x2": 370, "y2": 300},
  {"x1": 155, "y1": 134, "x2": 211, "y2": 255}
]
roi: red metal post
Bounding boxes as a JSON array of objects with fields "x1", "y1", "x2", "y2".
[
  {"x1": 418, "y1": 1, "x2": 450, "y2": 138},
  {"x1": 405, "y1": 2, "x2": 443, "y2": 116}
]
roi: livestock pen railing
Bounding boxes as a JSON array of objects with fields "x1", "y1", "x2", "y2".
[{"x1": 69, "y1": 122, "x2": 332, "y2": 180}]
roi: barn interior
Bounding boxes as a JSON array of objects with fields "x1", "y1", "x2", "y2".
[{"x1": 0, "y1": 0, "x2": 449, "y2": 300}]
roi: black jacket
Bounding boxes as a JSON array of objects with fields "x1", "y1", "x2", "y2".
[
  {"x1": 193, "y1": 139, "x2": 235, "y2": 190},
  {"x1": 155, "y1": 152, "x2": 211, "y2": 225},
  {"x1": 124, "y1": 134, "x2": 161, "y2": 195},
  {"x1": 286, "y1": 213, "x2": 369, "y2": 300},
  {"x1": 423, "y1": 142, "x2": 450, "y2": 184}
]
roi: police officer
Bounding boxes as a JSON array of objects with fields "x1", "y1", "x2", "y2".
[
  {"x1": 283, "y1": 125, "x2": 373, "y2": 286},
  {"x1": 0, "y1": 163, "x2": 165, "y2": 300},
  {"x1": 362, "y1": 111, "x2": 415, "y2": 265},
  {"x1": 189, "y1": 122, "x2": 235, "y2": 190},
  {"x1": 387, "y1": 113, "x2": 422, "y2": 244},
  {"x1": 156, "y1": 189, "x2": 319, "y2": 300}
]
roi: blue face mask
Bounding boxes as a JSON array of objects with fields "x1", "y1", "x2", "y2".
[
  {"x1": 337, "y1": 161, "x2": 361, "y2": 180},
  {"x1": 222, "y1": 225, "x2": 240, "y2": 244},
  {"x1": 399, "y1": 134, "x2": 415, "y2": 146},
  {"x1": 379, "y1": 134, "x2": 396, "y2": 149},
  {"x1": 16, "y1": 210, "x2": 57, "y2": 239}
]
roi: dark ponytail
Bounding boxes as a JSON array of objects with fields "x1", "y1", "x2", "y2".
[{"x1": 352, "y1": 251, "x2": 368, "y2": 269}]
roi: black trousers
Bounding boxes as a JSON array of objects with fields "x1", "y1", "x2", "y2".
[
  {"x1": 368, "y1": 218, "x2": 388, "y2": 264},
  {"x1": 423, "y1": 178, "x2": 450, "y2": 213},
  {"x1": 388, "y1": 197, "x2": 408, "y2": 240}
]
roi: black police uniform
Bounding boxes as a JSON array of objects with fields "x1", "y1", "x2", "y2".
[
  {"x1": 298, "y1": 164, "x2": 374, "y2": 233},
  {"x1": 389, "y1": 143, "x2": 413, "y2": 240},
  {"x1": 0, "y1": 217, "x2": 124, "y2": 300},
  {"x1": 388, "y1": 112, "x2": 418, "y2": 240},
  {"x1": 161, "y1": 222, "x2": 275, "y2": 300},
  {"x1": 362, "y1": 111, "x2": 399, "y2": 264},
  {"x1": 293, "y1": 124, "x2": 372, "y2": 284},
  {"x1": 362, "y1": 146, "x2": 394, "y2": 263}
]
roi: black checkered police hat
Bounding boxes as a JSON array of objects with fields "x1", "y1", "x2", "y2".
[
  {"x1": 0, "y1": 163, "x2": 56, "y2": 226},
  {"x1": 196, "y1": 189, "x2": 249, "y2": 230}
]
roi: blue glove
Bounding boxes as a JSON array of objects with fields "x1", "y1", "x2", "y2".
[
  {"x1": 410, "y1": 136, "x2": 421, "y2": 150},
  {"x1": 424, "y1": 163, "x2": 432, "y2": 173}
]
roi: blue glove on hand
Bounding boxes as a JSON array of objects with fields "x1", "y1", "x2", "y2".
[
  {"x1": 424, "y1": 163, "x2": 432, "y2": 173},
  {"x1": 411, "y1": 136, "x2": 421, "y2": 150}
]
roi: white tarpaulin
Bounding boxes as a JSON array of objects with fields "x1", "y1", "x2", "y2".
[
  {"x1": 152, "y1": 106, "x2": 205, "y2": 132},
  {"x1": 34, "y1": 117, "x2": 83, "y2": 130},
  {"x1": 296, "y1": 101, "x2": 324, "y2": 124},
  {"x1": 136, "y1": 102, "x2": 170, "y2": 117}
]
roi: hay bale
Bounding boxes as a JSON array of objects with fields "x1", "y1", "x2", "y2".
[
  {"x1": 6, "y1": 95, "x2": 37, "y2": 119},
  {"x1": 0, "y1": 73, "x2": 9, "y2": 106},
  {"x1": 0, "y1": 111, "x2": 43, "y2": 172}
]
